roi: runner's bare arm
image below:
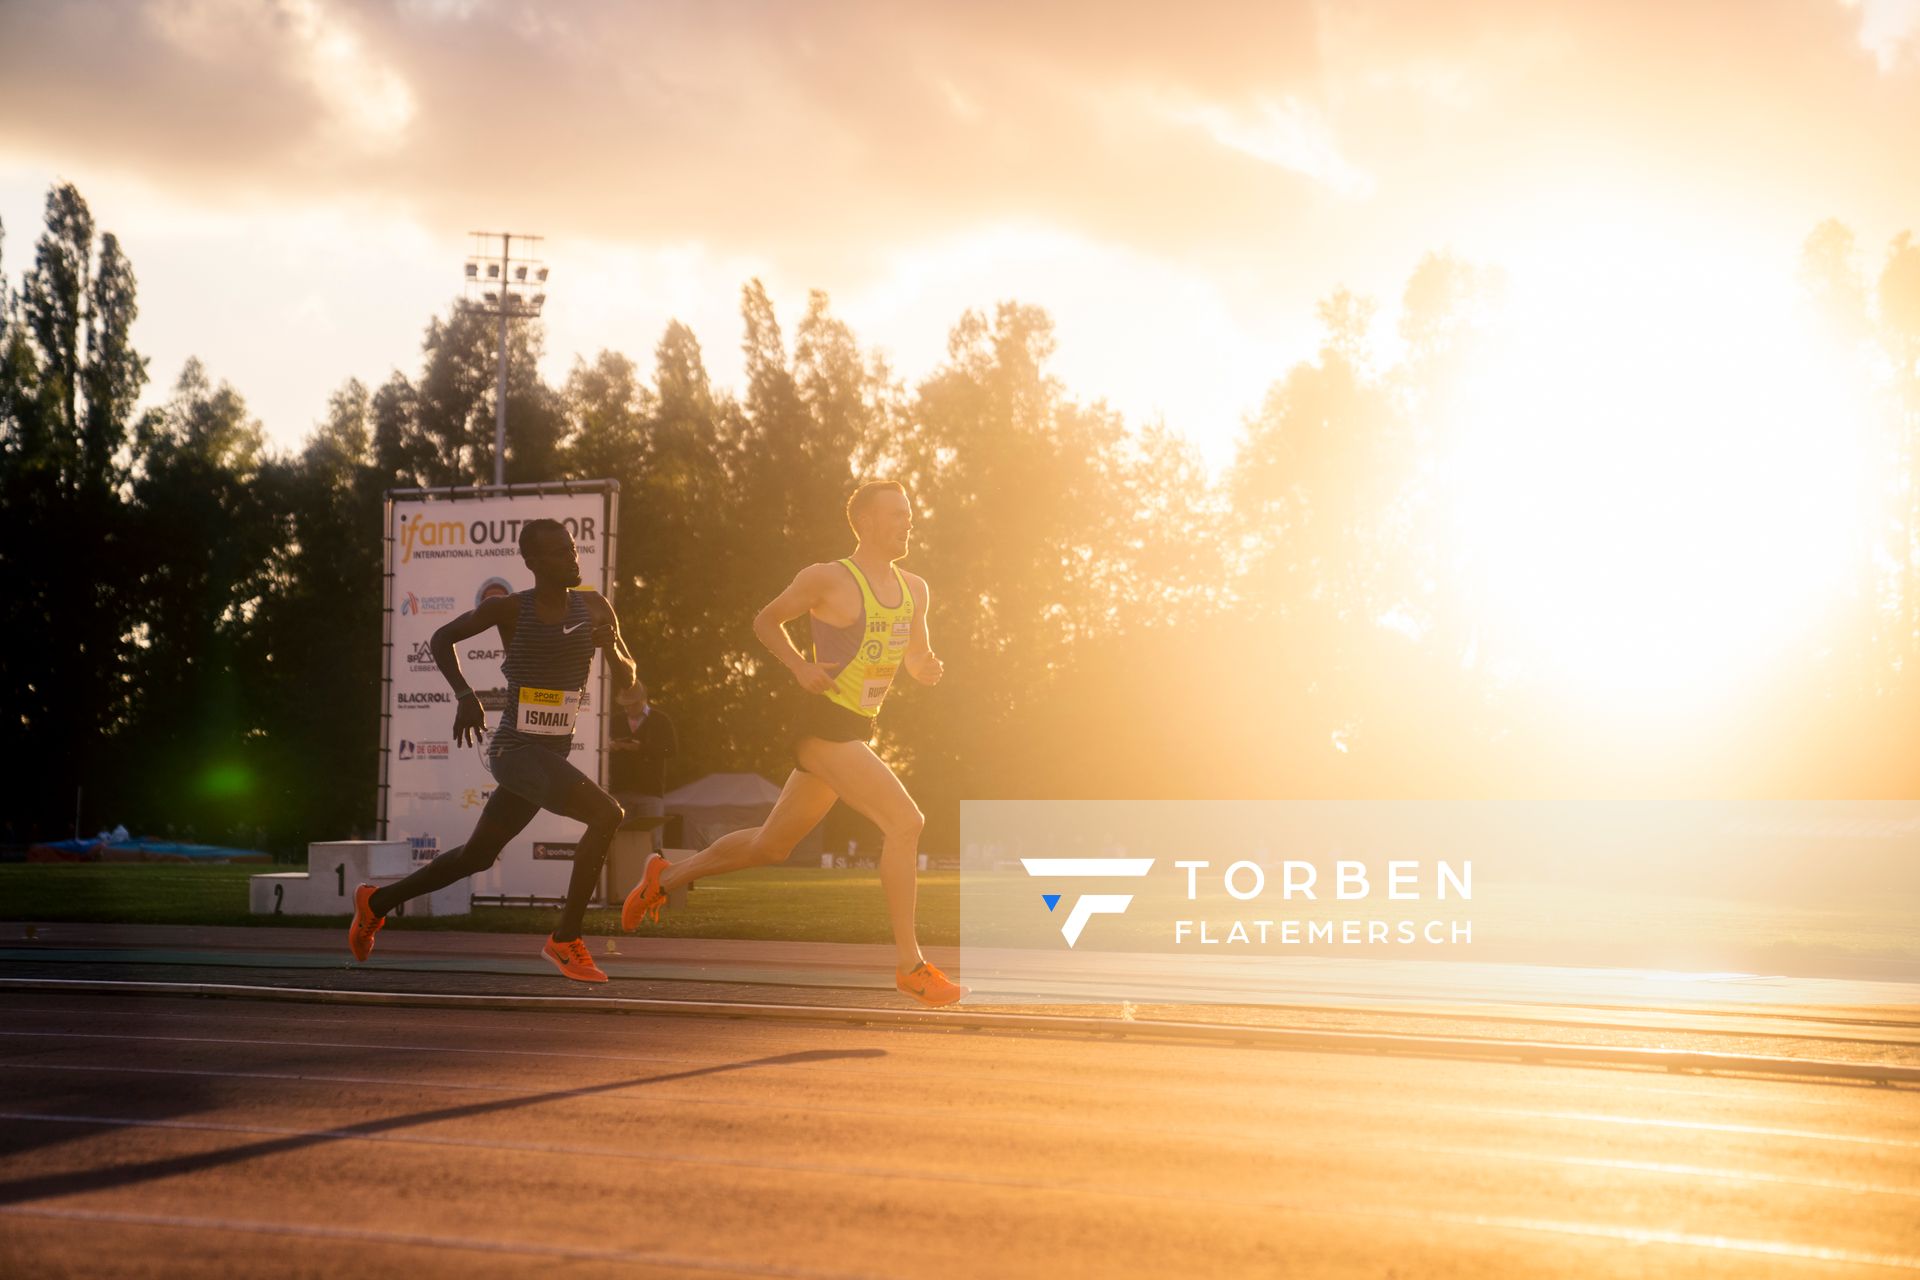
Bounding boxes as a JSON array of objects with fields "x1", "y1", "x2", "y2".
[
  {"x1": 588, "y1": 593, "x2": 637, "y2": 692},
  {"x1": 434, "y1": 595, "x2": 516, "y2": 747},
  {"x1": 902, "y1": 574, "x2": 943, "y2": 685},
  {"x1": 432, "y1": 595, "x2": 517, "y2": 697},
  {"x1": 754, "y1": 563, "x2": 838, "y2": 694}
]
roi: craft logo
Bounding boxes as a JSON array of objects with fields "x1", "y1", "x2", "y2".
[
  {"x1": 533, "y1": 841, "x2": 579, "y2": 861},
  {"x1": 1020, "y1": 857, "x2": 1157, "y2": 947},
  {"x1": 464, "y1": 646, "x2": 504, "y2": 663},
  {"x1": 396, "y1": 739, "x2": 450, "y2": 762},
  {"x1": 397, "y1": 690, "x2": 452, "y2": 711},
  {"x1": 407, "y1": 834, "x2": 439, "y2": 863},
  {"x1": 406, "y1": 639, "x2": 437, "y2": 672},
  {"x1": 400, "y1": 590, "x2": 457, "y2": 616}
]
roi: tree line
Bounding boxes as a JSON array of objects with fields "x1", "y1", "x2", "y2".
[{"x1": 3, "y1": 183, "x2": 1916, "y2": 855}]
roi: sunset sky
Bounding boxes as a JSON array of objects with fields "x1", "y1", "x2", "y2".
[{"x1": 2, "y1": 0, "x2": 1918, "y2": 470}]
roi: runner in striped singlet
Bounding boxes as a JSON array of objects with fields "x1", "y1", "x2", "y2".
[
  {"x1": 347, "y1": 518, "x2": 637, "y2": 983},
  {"x1": 619, "y1": 481, "x2": 966, "y2": 1007}
]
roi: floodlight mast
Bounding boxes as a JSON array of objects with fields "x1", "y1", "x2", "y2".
[{"x1": 463, "y1": 232, "x2": 549, "y2": 486}]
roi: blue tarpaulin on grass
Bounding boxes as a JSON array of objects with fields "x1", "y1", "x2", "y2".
[{"x1": 26, "y1": 836, "x2": 269, "y2": 863}]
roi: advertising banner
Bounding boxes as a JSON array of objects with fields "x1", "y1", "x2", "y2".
[{"x1": 381, "y1": 484, "x2": 618, "y2": 901}]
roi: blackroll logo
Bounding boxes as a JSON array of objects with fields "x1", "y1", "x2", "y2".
[{"x1": 1020, "y1": 857, "x2": 1156, "y2": 946}]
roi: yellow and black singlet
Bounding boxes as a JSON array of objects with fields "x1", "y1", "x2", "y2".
[{"x1": 807, "y1": 559, "x2": 914, "y2": 718}]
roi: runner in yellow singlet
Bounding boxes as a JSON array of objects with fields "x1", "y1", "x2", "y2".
[{"x1": 620, "y1": 480, "x2": 965, "y2": 1006}]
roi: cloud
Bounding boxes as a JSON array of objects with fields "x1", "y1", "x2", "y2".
[
  {"x1": 4, "y1": 0, "x2": 1910, "y2": 277},
  {"x1": 3, "y1": 0, "x2": 1917, "y2": 457},
  {"x1": 1168, "y1": 96, "x2": 1375, "y2": 198},
  {"x1": 1844, "y1": 0, "x2": 1920, "y2": 71},
  {"x1": 0, "y1": 0, "x2": 1335, "y2": 259}
]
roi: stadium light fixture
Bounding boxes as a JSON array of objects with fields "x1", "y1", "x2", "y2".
[{"x1": 463, "y1": 231, "x2": 550, "y2": 486}]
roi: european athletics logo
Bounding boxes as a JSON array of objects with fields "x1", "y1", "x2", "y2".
[{"x1": 1019, "y1": 857, "x2": 1156, "y2": 946}]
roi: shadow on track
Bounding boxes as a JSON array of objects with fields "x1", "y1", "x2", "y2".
[{"x1": 0, "y1": 1046, "x2": 886, "y2": 1206}]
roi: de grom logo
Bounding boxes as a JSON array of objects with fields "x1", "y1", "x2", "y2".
[{"x1": 1020, "y1": 857, "x2": 1156, "y2": 946}]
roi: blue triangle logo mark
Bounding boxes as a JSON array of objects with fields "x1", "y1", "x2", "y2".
[{"x1": 1042, "y1": 894, "x2": 1061, "y2": 912}]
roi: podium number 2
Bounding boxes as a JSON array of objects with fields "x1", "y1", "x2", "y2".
[
  {"x1": 336, "y1": 864, "x2": 346, "y2": 896},
  {"x1": 273, "y1": 884, "x2": 284, "y2": 915}
]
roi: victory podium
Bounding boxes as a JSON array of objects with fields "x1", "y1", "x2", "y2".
[{"x1": 249, "y1": 840, "x2": 470, "y2": 918}]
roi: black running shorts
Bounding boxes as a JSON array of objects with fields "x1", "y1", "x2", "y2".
[{"x1": 791, "y1": 695, "x2": 875, "y2": 766}]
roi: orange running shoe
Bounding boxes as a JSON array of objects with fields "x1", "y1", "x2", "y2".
[
  {"x1": 896, "y1": 961, "x2": 968, "y2": 1007},
  {"x1": 542, "y1": 935, "x2": 609, "y2": 984},
  {"x1": 347, "y1": 883, "x2": 384, "y2": 962},
  {"x1": 620, "y1": 852, "x2": 670, "y2": 929}
]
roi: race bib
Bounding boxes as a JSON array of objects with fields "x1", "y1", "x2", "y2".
[
  {"x1": 518, "y1": 686, "x2": 582, "y2": 735},
  {"x1": 860, "y1": 664, "x2": 898, "y2": 712}
]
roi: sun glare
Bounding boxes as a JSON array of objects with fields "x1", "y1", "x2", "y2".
[{"x1": 1438, "y1": 222, "x2": 1879, "y2": 709}]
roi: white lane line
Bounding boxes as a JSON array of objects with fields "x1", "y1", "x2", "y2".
[
  {"x1": 1406, "y1": 1144, "x2": 1920, "y2": 1200},
  {"x1": 1403, "y1": 1208, "x2": 1920, "y2": 1271},
  {"x1": 12, "y1": 1005, "x2": 1915, "y2": 1126},
  {"x1": 9, "y1": 1023, "x2": 1916, "y2": 1130},
  {"x1": 6, "y1": 1113, "x2": 1918, "y2": 1272},
  {"x1": 15, "y1": 1059, "x2": 1920, "y2": 1205},
  {"x1": 0, "y1": 1204, "x2": 882, "y2": 1279},
  {"x1": 0, "y1": 1027, "x2": 737, "y2": 1069},
  {"x1": 1489, "y1": 1108, "x2": 1920, "y2": 1149},
  {"x1": 0, "y1": 1061, "x2": 1187, "y2": 1142},
  {"x1": 7, "y1": 1029, "x2": 1920, "y2": 1152},
  {"x1": 15, "y1": 978, "x2": 1915, "y2": 1089},
  {"x1": 14, "y1": 1057, "x2": 1920, "y2": 1172}
]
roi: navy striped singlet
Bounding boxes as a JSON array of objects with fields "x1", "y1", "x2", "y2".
[{"x1": 491, "y1": 590, "x2": 597, "y2": 753}]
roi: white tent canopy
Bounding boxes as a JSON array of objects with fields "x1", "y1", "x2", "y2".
[
  {"x1": 663, "y1": 772, "x2": 825, "y2": 859},
  {"x1": 663, "y1": 773, "x2": 784, "y2": 808}
]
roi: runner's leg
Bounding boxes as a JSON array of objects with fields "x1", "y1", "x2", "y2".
[
  {"x1": 658, "y1": 768, "x2": 840, "y2": 893},
  {"x1": 544, "y1": 773, "x2": 625, "y2": 942},
  {"x1": 792, "y1": 738, "x2": 925, "y2": 972},
  {"x1": 367, "y1": 787, "x2": 540, "y2": 918}
]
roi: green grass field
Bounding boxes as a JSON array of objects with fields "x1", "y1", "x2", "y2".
[{"x1": 0, "y1": 863, "x2": 959, "y2": 946}]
